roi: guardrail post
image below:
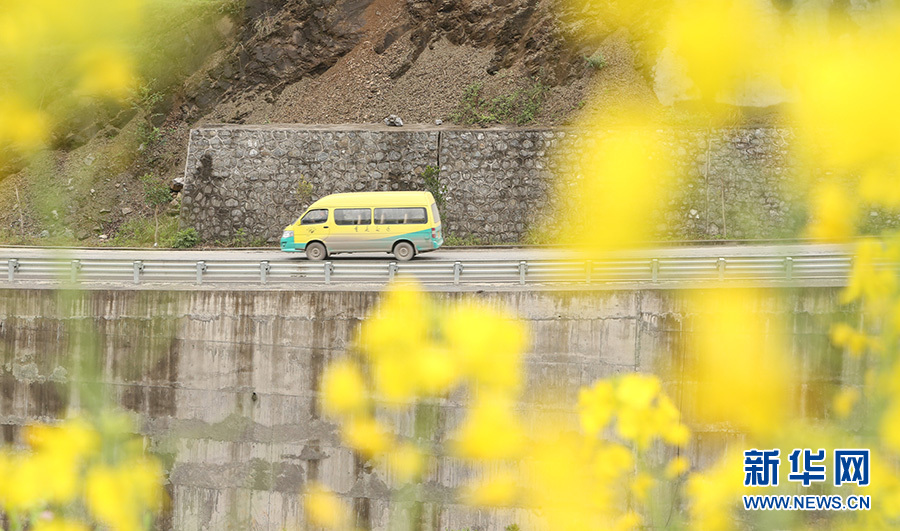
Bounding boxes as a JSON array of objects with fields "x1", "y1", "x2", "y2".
[
  {"x1": 196, "y1": 261, "x2": 206, "y2": 284},
  {"x1": 324, "y1": 261, "x2": 333, "y2": 284},
  {"x1": 519, "y1": 261, "x2": 527, "y2": 285},
  {"x1": 651, "y1": 259, "x2": 659, "y2": 283},
  {"x1": 8, "y1": 259, "x2": 18, "y2": 282},
  {"x1": 388, "y1": 262, "x2": 398, "y2": 281},
  {"x1": 717, "y1": 257, "x2": 726, "y2": 281},
  {"x1": 260, "y1": 261, "x2": 270, "y2": 284},
  {"x1": 585, "y1": 260, "x2": 592, "y2": 284},
  {"x1": 70, "y1": 260, "x2": 81, "y2": 282},
  {"x1": 784, "y1": 257, "x2": 793, "y2": 281},
  {"x1": 133, "y1": 260, "x2": 144, "y2": 284},
  {"x1": 453, "y1": 261, "x2": 463, "y2": 285}
]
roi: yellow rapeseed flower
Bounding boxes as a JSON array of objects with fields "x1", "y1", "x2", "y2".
[
  {"x1": 592, "y1": 443, "x2": 633, "y2": 482},
  {"x1": 880, "y1": 401, "x2": 900, "y2": 453},
  {"x1": 411, "y1": 344, "x2": 460, "y2": 396},
  {"x1": 321, "y1": 359, "x2": 369, "y2": 417},
  {"x1": 452, "y1": 393, "x2": 525, "y2": 460},
  {"x1": 85, "y1": 464, "x2": 141, "y2": 531},
  {"x1": 833, "y1": 387, "x2": 860, "y2": 419},
  {"x1": 357, "y1": 283, "x2": 429, "y2": 363},
  {"x1": 630, "y1": 472, "x2": 655, "y2": 502},
  {"x1": 31, "y1": 520, "x2": 90, "y2": 531},
  {"x1": 341, "y1": 416, "x2": 392, "y2": 459},
  {"x1": 3, "y1": 453, "x2": 44, "y2": 512},
  {"x1": 0, "y1": 97, "x2": 50, "y2": 151},
  {"x1": 558, "y1": 124, "x2": 671, "y2": 253},
  {"x1": 842, "y1": 239, "x2": 897, "y2": 307},
  {"x1": 664, "y1": 0, "x2": 780, "y2": 102},
  {"x1": 76, "y1": 47, "x2": 137, "y2": 100},
  {"x1": 304, "y1": 482, "x2": 350, "y2": 530},
  {"x1": 664, "y1": 456, "x2": 689, "y2": 479},
  {"x1": 461, "y1": 470, "x2": 519, "y2": 507},
  {"x1": 577, "y1": 380, "x2": 615, "y2": 435},
  {"x1": 688, "y1": 289, "x2": 793, "y2": 436},
  {"x1": 385, "y1": 442, "x2": 424, "y2": 483},
  {"x1": 616, "y1": 374, "x2": 660, "y2": 410},
  {"x1": 787, "y1": 16, "x2": 900, "y2": 178},
  {"x1": 687, "y1": 450, "x2": 745, "y2": 531},
  {"x1": 807, "y1": 182, "x2": 857, "y2": 241},
  {"x1": 445, "y1": 302, "x2": 527, "y2": 393}
]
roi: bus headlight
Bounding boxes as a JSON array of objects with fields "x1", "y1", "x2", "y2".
[{"x1": 282, "y1": 230, "x2": 294, "y2": 239}]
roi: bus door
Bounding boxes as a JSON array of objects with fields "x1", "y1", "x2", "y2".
[{"x1": 299, "y1": 208, "x2": 331, "y2": 246}]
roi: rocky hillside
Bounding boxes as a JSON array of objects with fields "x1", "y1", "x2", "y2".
[{"x1": 0, "y1": 0, "x2": 658, "y2": 247}]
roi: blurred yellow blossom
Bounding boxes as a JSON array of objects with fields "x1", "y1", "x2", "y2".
[
  {"x1": 385, "y1": 442, "x2": 424, "y2": 483},
  {"x1": 0, "y1": 98, "x2": 50, "y2": 151},
  {"x1": 31, "y1": 520, "x2": 90, "y2": 531},
  {"x1": 321, "y1": 359, "x2": 368, "y2": 417},
  {"x1": 688, "y1": 289, "x2": 793, "y2": 436},
  {"x1": 452, "y1": 393, "x2": 525, "y2": 460},
  {"x1": 630, "y1": 472, "x2": 655, "y2": 502},
  {"x1": 1, "y1": 451, "x2": 44, "y2": 512},
  {"x1": 76, "y1": 47, "x2": 137, "y2": 99},
  {"x1": 787, "y1": 16, "x2": 900, "y2": 179},
  {"x1": 577, "y1": 380, "x2": 615, "y2": 435},
  {"x1": 445, "y1": 302, "x2": 527, "y2": 393},
  {"x1": 341, "y1": 416, "x2": 392, "y2": 459},
  {"x1": 85, "y1": 461, "x2": 159, "y2": 531},
  {"x1": 592, "y1": 443, "x2": 633, "y2": 482},
  {"x1": 461, "y1": 470, "x2": 519, "y2": 507},
  {"x1": 842, "y1": 239, "x2": 898, "y2": 308},
  {"x1": 0, "y1": 0, "x2": 148, "y2": 156},
  {"x1": 304, "y1": 482, "x2": 350, "y2": 530},
  {"x1": 663, "y1": 0, "x2": 780, "y2": 102},
  {"x1": 557, "y1": 122, "x2": 671, "y2": 253},
  {"x1": 687, "y1": 451, "x2": 745, "y2": 531},
  {"x1": 579, "y1": 374, "x2": 688, "y2": 450},
  {"x1": 357, "y1": 282, "x2": 429, "y2": 362},
  {"x1": 807, "y1": 182, "x2": 858, "y2": 241},
  {"x1": 665, "y1": 456, "x2": 689, "y2": 479},
  {"x1": 833, "y1": 387, "x2": 860, "y2": 419},
  {"x1": 830, "y1": 322, "x2": 870, "y2": 357},
  {"x1": 616, "y1": 373, "x2": 660, "y2": 410}
]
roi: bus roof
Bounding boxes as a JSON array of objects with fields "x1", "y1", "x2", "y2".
[{"x1": 309, "y1": 191, "x2": 434, "y2": 208}]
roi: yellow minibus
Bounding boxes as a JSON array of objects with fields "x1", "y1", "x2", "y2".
[{"x1": 280, "y1": 191, "x2": 444, "y2": 260}]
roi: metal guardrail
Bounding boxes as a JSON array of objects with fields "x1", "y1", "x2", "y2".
[{"x1": 0, "y1": 254, "x2": 861, "y2": 286}]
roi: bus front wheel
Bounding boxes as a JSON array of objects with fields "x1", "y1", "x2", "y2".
[
  {"x1": 306, "y1": 242, "x2": 327, "y2": 261},
  {"x1": 393, "y1": 241, "x2": 415, "y2": 261}
]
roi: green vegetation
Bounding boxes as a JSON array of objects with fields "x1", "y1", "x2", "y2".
[
  {"x1": 449, "y1": 78, "x2": 549, "y2": 126},
  {"x1": 213, "y1": 227, "x2": 268, "y2": 247},
  {"x1": 110, "y1": 216, "x2": 179, "y2": 247},
  {"x1": 296, "y1": 175, "x2": 314, "y2": 205},
  {"x1": 584, "y1": 52, "x2": 607, "y2": 70},
  {"x1": 420, "y1": 165, "x2": 446, "y2": 216},
  {"x1": 131, "y1": 80, "x2": 165, "y2": 112},
  {"x1": 172, "y1": 227, "x2": 200, "y2": 248},
  {"x1": 141, "y1": 173, "x2": 172, "y2": 246},
  {"x1": 137, "y1": 120, "x2": 163, "y2": 146},
  {"x1": 444, "y1": 233, "x2": 490, "y2": 246}
]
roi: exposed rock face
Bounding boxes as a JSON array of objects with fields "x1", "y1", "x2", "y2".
[{"x1": 180, "y1": 0, "x2": 595, "y2": 124}]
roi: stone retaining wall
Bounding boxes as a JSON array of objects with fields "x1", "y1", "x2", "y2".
[{"x1": 181, "y1": 125, "x2": 801, "y2": 244}]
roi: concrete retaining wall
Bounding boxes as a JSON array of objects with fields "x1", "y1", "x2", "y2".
[{"x1": 0, "y1": 286, "x2": 851, "y2": 529}]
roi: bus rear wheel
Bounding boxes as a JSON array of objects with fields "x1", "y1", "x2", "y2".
[
  {"x1": 306, "y1": 242, "x2": 327, "y2": 261},
  {"x1": 393, "y1": 241, "x2": 415, "y2": 261}
]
